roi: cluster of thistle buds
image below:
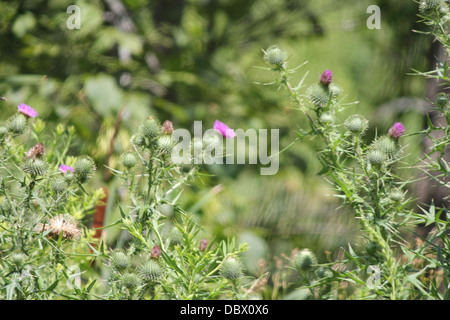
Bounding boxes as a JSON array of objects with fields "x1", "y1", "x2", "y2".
[{"x1": 131, "y1": 117, "x2": 175, "y2": 157}]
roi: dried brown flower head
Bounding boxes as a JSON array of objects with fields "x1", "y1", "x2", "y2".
[
  {"x1": 25, "y1": 142, "x2": 45, "y2": 159},
  {"x1": 37, "y1": 214, "x2": 81, "y2": 240}
]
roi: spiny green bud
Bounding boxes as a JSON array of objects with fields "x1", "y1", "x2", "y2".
[
  {"x1": 157, "y1": 135, "x2": 174, "y2": 155},
  {"x1": 131, "y1": 134, "x2": 146, "y2": 148},
  {"x1": 138, "y1": 259, "x2": 163, "y2": 282},
  {"x1": 263, "y1": 45, "x2": 287, "y2": 67},
  {"x1": 344, "y1": 114, "x2": 368, "y2": 135},
  {"x1": 307, "y1": 84, "x2": 331, "y2": 108},
  {"x1": 0, "y1": 126, "x2": 7, "y2": 137},
  {"x1": 63, "y1": 171, "x2": 75, "y2": 182},
  {"x1": 389, "y1": 189, "x2": 404, "y2": 202},
  {"x1": 156, "y1": 203, "x2": 174, "y2": 218},
  {"x1": 10, "y1": 253, "x2": 27, "y2": 269},
  {"x1": 168, "y1": 226, "x2": 183, "y2": 246},
  {"x1": 121, "y1": 272, "x2": 141, "y2": 289},
  {"x1": 120, "y1": 152, "x2": 137, "y2": 169},
  {"x1": 294, "y1": 249, "x2": 317, "y2": 271},
  {"x1": 419, "y1": 0, "x2": 449, "y2": 17},
  {"x1": 329, "y1": 83, "x2": 342, "y2": 98},
  {"x1": 51, "y1": 177, "x2": 68, "y2": 193},
  {"x1": 109, "y1": 251, "x2": 130, "y2": 272},
  {"x1": 7, "y1": 114, "x2": 27, "y2": 136},
  {"x1": 139, "y1": 117, "x2": 161, "y2": 140},
  {"x1": 371, "y1": 136, "x2": 399, "y2": 160},
  {"x1": 221, "y1": 257, "x2": 243, "y2": 280},
  {"x1": 74, "y1": 156, "x2": 96, "y2": 183},
  {"x1": 316, "y1": 266, "x2": 332, "y2": 278},
  {"x1": 366, "y1": 148, "x2": 387, "y2": 166},
  {"x1": 22, "y1": 158, "x2": 48, "y2": 177},
  {"x1": 319, "y1": 112, "x2": 335, "y2": 125},
  {"x1": 435, "y1": 92, "x2": 448, "y2": 109}
]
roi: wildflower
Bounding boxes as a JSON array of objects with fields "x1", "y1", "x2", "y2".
[
  {"x1": 199, "y1": 238, "x2": 208, "y2": 252},
  {"x1": 221, "y1": 257, "x2": 243, "y2": 280},
  {"x1": 59, "y1": 164, "x2": 74, "y2": 173},
  {"x1": 263, "y1": 45, "x2": 287, "y2": 67},
  {"x1": 138, "y1": 259, "x2": 162, "y2": 282},
  {"x1": 162, "y1": 120, "x2": 174, "y2": 135},
  {"x1": 151, "y1": 244, "x2": 161, "y2": 260},
  {"x1": 37, "y1": 214, "x2": 81, "y2": 240},
  {"x1": 109, "y1": 251, "x2": 130, "y2": 272},
  {"x1": 388, "y1": 122, "x2": 405, "y2": 139},
  {"x1": 25, "y1": 142, "x2": 45, "y2": 159},
  {"x1": 214, "y1": 120, "x2": 236, "y2": 139},
  {"x1": 18, "y1": 103, "x2": 38, "y2": 118},
  {"x1": 293, "y1": 249, "x2": 317, "y2": 271},
  {"x1": 319, "y1": 69, "x2": 333, "y2": 85}
]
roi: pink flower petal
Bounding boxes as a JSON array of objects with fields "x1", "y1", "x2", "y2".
[
  {"x1": 214, "y1": 120, "x2": 236, "y2": 139},
  {"x1": 59, "y1": 164, "x2": 74, "y2": 173},
  {"x1": 18, "y1": 103, "x2": 38, "y2": 118}
]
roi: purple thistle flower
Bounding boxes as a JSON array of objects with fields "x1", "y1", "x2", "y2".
[
  {"x1": 388, "y1": 122, "x2": 405, "y2": 139},
  {"x1": 214, "y1": 120, "x2": 236, "y2": 139},
  {"x1": 59, "y1": 164, "x2": 74, "y2": 173},
  {"x1": 18, "y1": 103, "x2": 38, "y2": 118},
  {"x1": 319, "y1": 69, "x2": 333, "y2": 85}
]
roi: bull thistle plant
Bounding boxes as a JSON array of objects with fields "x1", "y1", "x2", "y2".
[
  {"x1": 258, "y1": 0, "x2": 450, "y2": 300},
  {"x1": 0, "y1": 104, "x2": 251, "y2": 299}
]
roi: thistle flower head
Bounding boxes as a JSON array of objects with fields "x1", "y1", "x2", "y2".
[
  {"x1": 434, "y1": 92, "x2": 448, "y2": 109},
  {"x1": 168, "y1": 227, "x2": 183, "y2": 246},
  {"x1": 73, "y1": 156, "x2": 96, "y2": 183},
  {"x1": 388, "y1": 122, "x2": 405, "y2": 139},
  {"x1": 371, "y1": 135, "x2": 400, "y2": 160},
  {"x1": 319, "y1": 69, "x2": 333, "y2": 85},
  {"x1": 162, "y1": 120, "x2": 174, "y2": 135},
  {"x1": 389, "y1": 189, "x2": 404, "y2": 202},
  {"x1": 221, "y1": 257, "x2": 243, "y2": 280},
  {"x1": 214, "y1": 120, "x2": 236, "y2": 139},
  {"x1": 51, "y1": 177, "x2": 68, "y2": 193},
  {"x1": 293, "y1": 249, "x2": 317, "y2": 271},
  {"x1": 138, "y1": 259, "x2": 163, "y2": 282},
  {"x1": 59, "y1": 164, "x2": 74, "y2": 174},
  {"x1": 120, "y1": 152, "x2": 138, "y2": 169},
  {"x1": 121, "y1": 272, "x2": 141, "y2": 289},
  {"x1": 38, "y1": 214, "x2": 81, "y2": 240},
  {"x1": 0, "y1": 126, "x2": 7, "y2": 137},
  {"x1": 199, "y1": 238, "x2": 208, "y2": 252},
  {"x1": 25, "y1": 142, "x2": 45, "y2": 159},
  {"x1": 139, "y1": 116, "x2": 161, "y2": 140},
  {"x1": 157, "y1": 135, "x2": 175, "y2": 155},
  {"x1": 366, "y1": 148, "x2": 387, "y2": 166},
  {"x1": 7, "y1": 114, "x2": 27, "y2": 136},
  {"x1": 10, "y1": 253, "x2": 27, "y2": 270},
  {"x1": 18, "y1": 103, "x2": 38, "y2": 118},
  {"x1": 344, "y1": 114, "x2": 368, "y2": 135},
  {"x1": 307, "y1": 84, "x2": 331, "y2": 108},
  {"x1": 263, "y1": 45, "x2": 287, "y2": 67},
  {"x1": 151, "y1": 244, "x2": 161, "y2": 260},
  {"x1": 22, "y1": 158, "x2": 48, "y2": 177},
  {"x1": 109, "y1": 251, "x2": 130, "y2": 272}
]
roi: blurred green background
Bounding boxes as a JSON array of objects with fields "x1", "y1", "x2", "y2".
[{"x1": 0, "y1": 0, "x2": 433, "y2": 288}]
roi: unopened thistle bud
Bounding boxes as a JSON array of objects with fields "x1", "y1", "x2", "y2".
[
  {"x1": 319, "y1": 112, "x2": 335, "y2": 125},
  {"x1": 294, "y1": 249, "x2": 317, "y2": 271},
  {"x1": 367, "y1": 148, "x2": 387, "y2": 166},
  {"x1": 131, "y1": 134, "x2": 146, "y2": 148},
  {"x1": 199, "y1": 238, "x2": 208, "y2": 252},
  {"x1": 138, "y1": 259, "x2": 163, "y2": 282},
  {"x1": 221, "y1": 257, "x2": 243, "y2": 280},
  {"x1": 263, "y1": 45, "x2": 287, "y2": 68},
  {"x1": 162, "y1": 120, "x2": 174, "y2": 135},
  {"x1": 121, "y1": 272, "x2": 141, "y2": 289},
  {"x1": 168, "y1": 226, "x2": 183, "y2": 246},
  {"x1": 0, "y1": 126, "x2": 8, "y2": 137},
  {"x1": 435, "y1": 92, "x2": 448, "y2": 109},
  {"x1": 10, "y1": 253, "x2": 27, "y2": 270},
  {"x1": 307, "y1": 84, "x2": 331, "y2": 108},
  {"x1": 329, "y1": 83, "x2": 342, "y2": 98},
  {"x1": 120, "y1": 152, "x2": 137, "y2": 169},
  {"x1": 51, "y1": 177, "x2": 68, "y2": 193},
  {"x1": 139, "y1": 117, "x2": 161, "y2": 140},
  {"x1": 419, "y1": 0, "x2": 449, "y2": 17},
  {"x1": 109, "y1": 251, "x2": 130, "y2": 272},
  {"x1": 344, "y1": 114, "x2": 368, "y2": 135},
  {"x1": 151, "y1": 244, "x2": 161, "y2": 260},
  {"x1": 22, "y1": 158, "x2": 48, "y2": 177},
  {"x1": 389, "y1": 189, "x2": 404, "y2": 202},
  {"x1": 157, "y1": 135, "x2": 174, "y2": 155},
  {"x1": 7, "y1": 114, "x2": 27, "y2": 136},
  {"x1": 371, "y1": 135, "x2": 399, "y2": 160},
  {"x1": 74, "y1": 156, "x2": 96, "y2": 183}
]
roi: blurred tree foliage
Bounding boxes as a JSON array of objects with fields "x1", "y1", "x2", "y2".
[{"x1": 0, "y1": 0, "x2": 432, "y2": 282}]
